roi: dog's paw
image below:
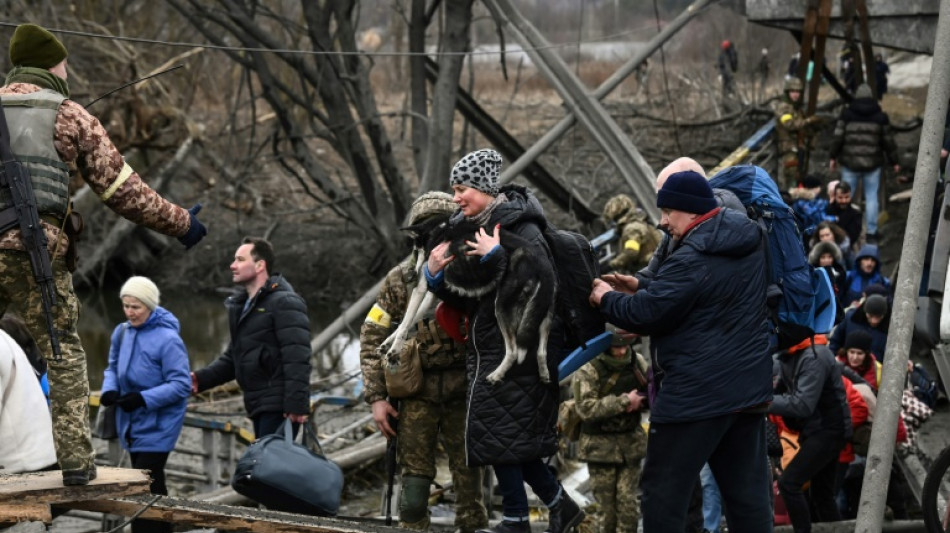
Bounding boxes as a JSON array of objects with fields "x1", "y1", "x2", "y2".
[{"x1": 485, "y1": 369, "x2": 505, "y2": 384}]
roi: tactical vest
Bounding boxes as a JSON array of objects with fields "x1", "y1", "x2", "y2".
[
  {"x1": 399, "y1": 256, "x2": 466, "y2": 371},
  {"x1": 581, "y1": 356, "x2": 642, "y2": 435},
  {"x1": 0, "y1": 90, "x2": 70, "y2": 220}
]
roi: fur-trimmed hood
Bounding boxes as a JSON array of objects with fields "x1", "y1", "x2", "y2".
[
  {"x1": 788, "y1": 187, "x2": 820, "y2": 201},
  {"x1": 809, "y1": 240, "x2": 844, "y2": 266}
]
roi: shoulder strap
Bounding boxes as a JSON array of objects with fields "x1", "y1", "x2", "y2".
[{"x1": 600, "y1": 371, "x2": 622, "y2": 395}]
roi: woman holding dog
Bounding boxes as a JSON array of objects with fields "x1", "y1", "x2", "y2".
[{"x1": 425, "y1": 149, "x2": 582, "y2": 533}]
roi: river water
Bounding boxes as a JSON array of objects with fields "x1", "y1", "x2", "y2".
[{"x1": 76, "y1": 287, "x2": 362, "y2": 391}]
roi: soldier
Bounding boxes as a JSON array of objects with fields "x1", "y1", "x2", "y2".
[
  {"x1": 360, "y1": 192, "x2": 488, "y2": 533},
  {"x1": 774, "y1": 76, "x2": 819, "y2": 190},
  {"x1": 573, "y1": 326, "x2": 649, "y2": 533},
  {"x1": 0, "y1": 24, "x2": 206, "y2": 486},
  {"x1": 602, "y1": 194, "x2": 661, "y2": 275}
]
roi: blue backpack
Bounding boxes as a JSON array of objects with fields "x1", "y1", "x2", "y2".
[{"x1": 709, "y1": 165, "x2": 834, "y2": 349}]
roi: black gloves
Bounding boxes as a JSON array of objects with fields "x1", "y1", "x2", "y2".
[
  {"x1": 177, "y1": 203, "x2": 207, "y2": 250},
  {"x1": 100, "y1": 390, "x2": 119, "y2": 406},
  {"x1": 116, "y1": 392, "x2": 146, "y2": 412}
]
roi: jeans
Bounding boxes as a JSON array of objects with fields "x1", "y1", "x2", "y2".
[
  {"x1": 840, "y1": 166, "x2": 881, "y2": 235},
  {"x1": 700, "y1": 463, "x2": 722, "y2": 532},
  {"x1": 640, "y1": 413, "x2": 772, "y2": 533},
  {"x1": 253, "y1": 412, "x2": 300, "y2": 439},
  {"x1": 492, "y1": 459, "x2": 560, "y2": 520}
]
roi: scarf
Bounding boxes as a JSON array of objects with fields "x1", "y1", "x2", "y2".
[
  {"x1": 5, "y1": 66, "x2": 70, "y2": 98},
  {"x1": 466, "y1": 192, "x2": 509, "y2": 227}
]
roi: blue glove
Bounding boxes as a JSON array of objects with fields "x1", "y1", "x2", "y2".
[
  {"x1": 178, "y1": 203, "x2": 207, "y2": 250},
  {"x1": 116, "y1": 392, "x2": 146, "y2": 412}
]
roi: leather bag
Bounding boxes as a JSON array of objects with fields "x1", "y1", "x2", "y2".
[
  {"x1": 231, "y1": 419, "x2": 343, "y2": 516},
  {"x1": 93, "y1": 404, "x2": 117, "y2": 440}
]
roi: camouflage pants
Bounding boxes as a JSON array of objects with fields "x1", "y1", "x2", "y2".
[
  {"x1": 0, "y1": 251, "x2": 93, "y2": 472},
  {"x1": 777, "y1": 152, "x2": 802, "y2": 191},
  {"x1": 398, "y1": 396, "x2": 488, "y2": 532},
  {"x1": 588, "y1": 460, "x2": 643, "y2": 533}
]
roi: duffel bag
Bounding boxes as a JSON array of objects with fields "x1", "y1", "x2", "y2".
[{"x1": 231, "y1": 418, "x2": 343, "y2": 516}]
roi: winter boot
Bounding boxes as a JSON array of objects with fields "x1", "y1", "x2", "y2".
[
  {"x1": 545, "y1": 491, "x2": 585, "y2": 533},
  {"x1": 476, "y1": 520, "x2": 530, "y2": 533}
]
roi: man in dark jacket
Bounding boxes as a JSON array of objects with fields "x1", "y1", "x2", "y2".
[
  {"x1": 829, "y1": 83, "x2": 900, "y2": 242},
  {"x1": 192, "y1": 238, "x2": 312, "y2": 438},
  {"x1": 825, "y1": 181, "x2": 864, "y2": 254},
  {"x1": 590, "y1": 165, "x2": 773, "y2": 533},
  {"x1": 769, "y1": 334, "x2": 851, "y2": 532},
  {"x1": 829, "y1": 293, "x2": 889, "y2": 361}
]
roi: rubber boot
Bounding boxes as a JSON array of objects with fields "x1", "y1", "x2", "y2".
[{"x1": 545, "y1": 491, "x2": 585, "y2": 533}]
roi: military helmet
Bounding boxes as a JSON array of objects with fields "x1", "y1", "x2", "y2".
[
  {"x1": 407, "y1": 191, "x2": 456, "y2": 226},
  {"x1": 607, "y1": 323, "x2": 636, "y2": 347},
  {"x1": 784, "y1": 76, "x2": 804, "y2": 93},
  {"x1": 603, "y1": 194, "x2": 637, "y2": 222}
]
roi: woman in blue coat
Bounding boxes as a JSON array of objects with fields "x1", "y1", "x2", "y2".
[{"x1": 101, "y1": 276, "x2": 190, "y2": 533}]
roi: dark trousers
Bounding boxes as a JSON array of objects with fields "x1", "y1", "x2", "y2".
[
  {"x1": 492, "y1": 459, "x2": 560, "y2": 519},
  {"x1": 640, "y1": 413, "x2": 772, "y2": 533},
  {"x1": 253, "y1": 412, "x2": 300, "y2": 439},
  {"x1": 129, "y1": 451, "x2": 171, "y2": 533},
  {"x1": 777, "y1": 431, "x2": 844, "y2": 533}
]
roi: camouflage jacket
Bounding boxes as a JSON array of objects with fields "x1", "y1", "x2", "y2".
[
  {"x1": 0, "y1": 83, "x2": 191, "y2": 256},
  {"x1": 608, "y1": 211, "x2": 661, "y2": 275},
  {"x1": 573, "y1": 351, "x2": 648, "y2": 464},
  {"x1": 773, "y1": 99, "x2": 817, "y2": 156},
  {"x1": 359, "y1": 251, "x2": 467, "y2": 405}
]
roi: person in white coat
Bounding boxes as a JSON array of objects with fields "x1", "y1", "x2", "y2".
[{"x1": 0, "y1": 328, "x2": 56, "y2": 473}]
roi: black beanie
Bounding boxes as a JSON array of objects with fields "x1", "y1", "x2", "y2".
[
  {"x1": 844, "y1": 330, "x2": 873, "y2": 354},
  {"x1": 9, "y1": 24, "x2": 67, "y2": 69},
  {"x1": 656, "y1": 170, "x2": 717, "y2": 215},
  {"x1": 864, "y1": 294, "x2": 888, "y2": 317}
]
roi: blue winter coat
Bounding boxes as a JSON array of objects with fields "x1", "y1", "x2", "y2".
[
  {"x1": 844, "y1": 244, "x2": 890, "y2": 304},
  {"x1": 600, "y1": 208, "x2": 773, "y2": 423},
  {"x1": 101, "y1": 306, "x2": 191, "y2": 453}
]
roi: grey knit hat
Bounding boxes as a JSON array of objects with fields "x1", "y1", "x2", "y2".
[{"x1": 450, "y1": 149, "x2": 502, "y2": 197}]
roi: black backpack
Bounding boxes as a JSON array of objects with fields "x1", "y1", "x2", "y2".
[{"x1": 543, "y1": 225, "x2": 606, "y2": 355}]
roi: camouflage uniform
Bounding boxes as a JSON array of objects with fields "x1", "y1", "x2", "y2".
[
  {"x1": 360, "y1": 249, "x2": 488, "y2": 533},
  {"x1": 573, "y1": 351, "x2": 649, "y2": 533},
  {"x1": 602, "y1": 195, "x2": 661, "y2": 275},
  {"x1": 0, "y1": 82, "x2": 194, "y2": 479},
  {"x1": 773, "y1": 77, "x2": 819, "y2": 190}
]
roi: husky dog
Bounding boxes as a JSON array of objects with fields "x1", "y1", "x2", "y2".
[{"x1": 380, "y1": 214, "x2": 557, "y2": 383}]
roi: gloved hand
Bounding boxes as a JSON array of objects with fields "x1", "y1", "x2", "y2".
[
  {"x1": 100, "y1": 390, "x2": 119, "y2": 406},
  {"x1": 177, "y1": 203, "x2": 207, "y2": 250},
  {"x1": 116, "y1": 392, "x2": 146, "y2": 412}
]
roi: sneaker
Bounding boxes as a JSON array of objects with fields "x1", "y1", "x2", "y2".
[{"x1": 476, "y1": 520, "x2": 530, "y2": 533}]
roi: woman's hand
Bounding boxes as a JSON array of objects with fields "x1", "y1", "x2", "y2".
[
  {"x1": 427, "y1": 241, "x2": 455, "y2": 275},
  {"x1": 465, "y1": 224, "x2": 501, "y2": 256}
]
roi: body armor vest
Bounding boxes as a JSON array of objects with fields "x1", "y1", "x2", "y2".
[
  {"x1": 581, "y1": 357, "x2": 642, "y2": 435},
  {"x1": 0, "y1": 89, "x2": 70, "y2": 219}
]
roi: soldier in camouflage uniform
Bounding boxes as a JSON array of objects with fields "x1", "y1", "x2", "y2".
[
  {"x1": 602, "y1": 194, "x2": 661, "y2": 275},
  {"x1": 0, "y1": 24, "x2": 207, "y2": 486},
  {"x1": 773, "y1": 76, "x2": 820, "y2": 190},
  {"x1": 573, "y1": 327, "x2": 649, "y2": 533},
  {"x1": 360, "y1": 192, "x2": 488, "y2": 533}
]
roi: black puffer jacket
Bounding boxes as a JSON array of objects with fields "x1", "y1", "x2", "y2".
[
  {"x1": 829, "y1": 97, "x2": 899, "y2": 171},
  {"x1": 770, "y1": 341, "x2": 851, "y2": 439},
  {"x1": 194, "y1": 275, "x2": 312, "y2": 417},
  {"x1": 436, "y1": 186, "x2": 563, "y2": 467}
]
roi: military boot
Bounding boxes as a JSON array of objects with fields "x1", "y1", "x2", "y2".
[
  {"x1": 62, "y1": 464, "x2": 97, "y2": 486},
  {"x1": 476, "y1": 520, "x2": 530, "y2": 533},
  {"x1": 545, "y1": 491, "x2": 584, "y2": 533}
]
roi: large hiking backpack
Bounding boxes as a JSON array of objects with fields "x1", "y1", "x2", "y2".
[
  {"x1": 543, "y1": 225, "x2": 606, "y2": 355},
  {"x1": 708, "y1": 165, "x2": 833, "y2": 349}
]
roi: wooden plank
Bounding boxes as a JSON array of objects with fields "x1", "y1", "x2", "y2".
[
  {"x1": 0, "y1": 467, "x2": 151, "y2": 505},
  {"x1": 746, "y1": 0, "x2": 938, "y2": 20},
  {"x1": 62, "y1": 496, "x2": 407, "y2": 533},
  {"x1": 0, "y1": 504, "x2": 51, "y2": 523}
]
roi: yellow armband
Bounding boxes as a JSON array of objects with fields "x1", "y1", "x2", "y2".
[
  {"x1": 365, "y1": 303, "x2": 392, "y2": 328},
  {"x1": 99, "y1": 162, "x2": 134, "y2": 201},
  {"x1": 623, "y1": 239, "x2": 641, "y2": 252}
]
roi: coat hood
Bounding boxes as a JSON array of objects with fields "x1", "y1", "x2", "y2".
[
  {"x1": 489, "y1": 184, "x2": 547, "y2": 229},
  {"x1": 136, "y1": 306, "x2": 180, "y2": 333},
  {"x1": 809, "y1": 240, "x2": 844, "y2": 266},
  {"x1": 681, "y1": 208, "x2": 761, "y2": 258},
  {"x1": 788, "y1": 186, "x2": 820, "y2": 201},
  {"x1": 227, "y1": 274, "x2": 297, "y2": 306},
  {"x1": 854, "y1": 244, "x2": 882, "y2": 273}
]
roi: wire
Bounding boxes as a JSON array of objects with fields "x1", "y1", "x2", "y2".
[
  {"x1": 653, "y1": 0, "x2": 683, "y2": 155},
  {"x1": 102, "y1": 495, "x2": 162, "y2": 533},
  {"x1": 0, "y1": 20, "x2": 662, "y2": 59}
]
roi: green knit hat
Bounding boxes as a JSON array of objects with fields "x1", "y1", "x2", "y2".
[{"x1": 9, "y1": 24, "x2": 67, "y2": 69}]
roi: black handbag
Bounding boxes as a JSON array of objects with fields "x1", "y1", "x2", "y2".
[
  {"x1": 93, "y1": 404, "x2": 117, "y2": 440},
  {"x1": 231, "y1": 419, "x2": 343, "y2": 516}
]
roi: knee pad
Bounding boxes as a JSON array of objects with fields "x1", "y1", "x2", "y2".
[{"x1": 399, "y1": 475, "x2": 433, "y2": 523}]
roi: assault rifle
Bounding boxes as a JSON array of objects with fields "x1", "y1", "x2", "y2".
[
  {"x1": 0, "y1": 103, "x2": 61, "y2": 360},
  {"x1": 384, "y1": 397, "x2": 399, "y2": 525}
]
